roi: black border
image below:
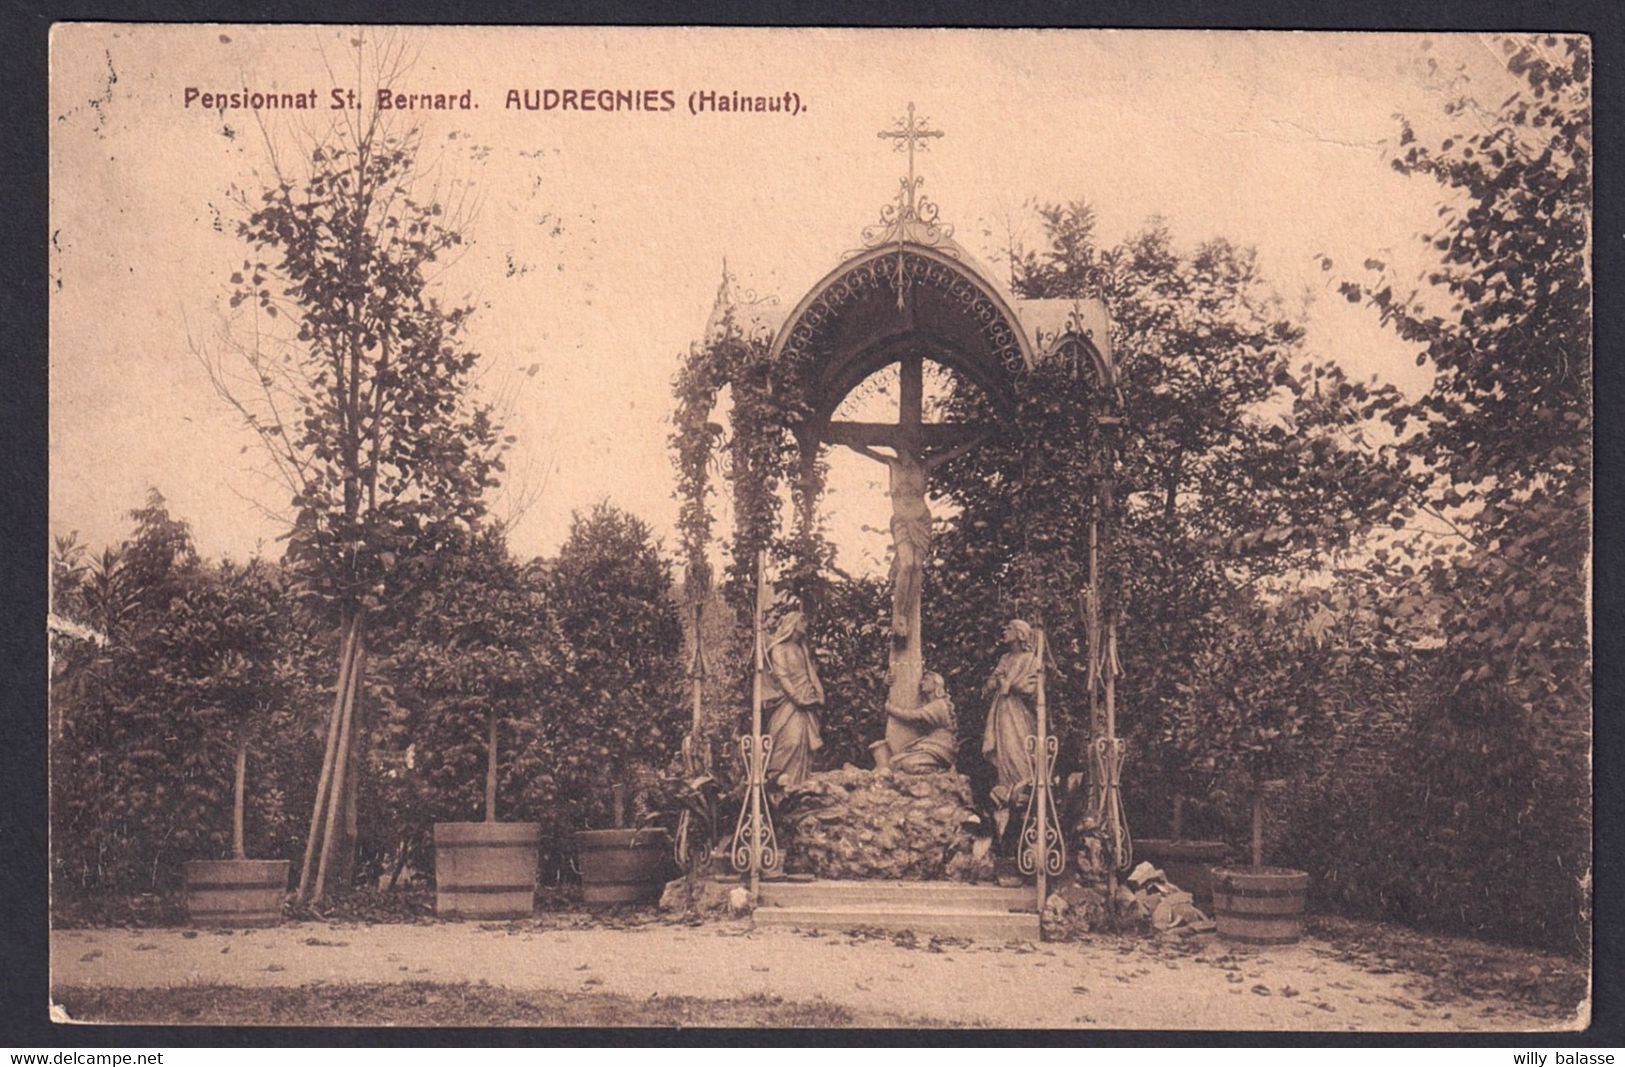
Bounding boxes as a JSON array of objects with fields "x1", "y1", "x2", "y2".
[{"x1": 4, "y1": 0, "x2": 1621, "y2": 1049}]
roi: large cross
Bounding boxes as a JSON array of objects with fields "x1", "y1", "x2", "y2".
[
  {"x1": 823, "y1": 352, "x2": 988, "y2": 758},
  {"x1": 822, "y1": 353, "x2": 983, "y2": 456},
  {"x1": 877, "y1": 102, "x2": 944, "y2": 219}
]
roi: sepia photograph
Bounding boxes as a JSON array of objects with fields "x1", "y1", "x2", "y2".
[{"x1": 45, "y1": 24, "x2": 1592, "y2": 1032}]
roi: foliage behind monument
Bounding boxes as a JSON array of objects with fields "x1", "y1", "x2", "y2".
[
  {"x1": 1304, "y1": 34, "x2": 1592, "y2": 952},
  {"x1": 530, "y1": 505, "x2": 687, "y2": 838},
  {"x1": 926, "y1": 206, "x2": 1402, "y2": 806}
]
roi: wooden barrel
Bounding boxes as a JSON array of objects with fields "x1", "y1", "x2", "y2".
[
  {"x1": 1135, "y1": 839, "x2": 1231, "y2": 907},
  {"x1": 183, "y1": 859, "x2": 289, "y2": 928},
  {"x1": 434, "y1": 821, "x2": 539, "y2": 919},
  {"x1": 574, "y1": 828, "x2": 671, "y2": 905},
  {"x1": 1211, "y1": 866, "x2": 1309, "y2": 945}
]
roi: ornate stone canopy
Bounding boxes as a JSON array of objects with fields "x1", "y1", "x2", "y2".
[
  {"x1": 731, "y1": 247, "x2": 1116, "y2": 453},
  {"x1": 708, "y1": 100, "x2": 1113, "y2": 423},
  {"x1": 770, "y1": 242, "x2": 1031, "y2": 435}
]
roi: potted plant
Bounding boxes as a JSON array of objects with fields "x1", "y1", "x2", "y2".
[
  {"x1": 571, "y1": 762, "x2": 674, "y2": 905},
  {"x1": 176, "y1": 561, "x2": 294, "y2": 928},
  {"x1": 1179, "y1": 596, "x2": 1329, "y2": 945},
  {"x1": 431, "y1": 698, "x2": 543, "y2": 920},
  {"x1": 1138, "y1": 708, "x2": 1232, "y2": 909},
  {"x1": 404, "y1": 531, "x2": 549, "y2": 920},
  {"x1": 548, "y1": 506, "x2": 685, "y2": 906}
]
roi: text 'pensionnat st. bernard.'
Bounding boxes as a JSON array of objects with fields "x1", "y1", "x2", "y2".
[{"x1": 181, "y1": 87, "x2": 807, "y2": 116}]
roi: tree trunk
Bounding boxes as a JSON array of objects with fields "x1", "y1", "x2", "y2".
[
  {"x1": 386, "y1": 843, "x2": 409, "y2": 891},
  {"x1": 232, "y1": 734, "x2": 248, "y2": 860},
  {"x1": 485, "y1": 711, "x2": 498, "y2": 823},
  {"x1": 1251, "y1": 790, "x2": 1264, "y2": 869},
  {"x1": 1171, "y1": 794, "x2": 1184, "y2": 841}
]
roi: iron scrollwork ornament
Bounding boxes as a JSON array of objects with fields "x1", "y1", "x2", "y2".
[
  {"x1": 1017, "y1": 733, "x2": 1066, "y2": 878},
  {"x1": 861, "y1": 103, "x2": 954, "y2": 311},
  {"x1": 1088, "y1": 734, "x2": 1133, "y2": 874},
  {"x1": 730, "y1": 733, "x2": 779, "y2": 874}
]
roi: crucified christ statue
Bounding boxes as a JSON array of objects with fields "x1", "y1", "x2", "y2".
[{"x1": 844, "y1": 435, "x2": 984, "y2": 643}]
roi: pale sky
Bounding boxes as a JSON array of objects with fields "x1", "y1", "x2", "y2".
[{"x1": 50, "y1": 26, "x2": 1524, "y2": 575}]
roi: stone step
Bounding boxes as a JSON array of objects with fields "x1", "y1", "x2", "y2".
[
  {"x1": 754, "y1": 903, "x2": 1041, "y2": 941},
  {"x1": 757, "y1": 879, "x2": 1036, "y2": 912}
]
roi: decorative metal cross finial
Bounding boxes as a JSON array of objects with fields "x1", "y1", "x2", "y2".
[
  {"x1": 867, "y1": 104, "x2": 950, "y2": 311},
  {"x1": 877, "y1": 102, "x2": 944, "y2": 218}
]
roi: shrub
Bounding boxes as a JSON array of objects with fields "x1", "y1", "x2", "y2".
[
  {"x1": 51, "y1": 495, "x2": 311, "y2": 896},
  {"x1": 519, "y1": 504, "x2": 686, "y2": 870},
  {"x1": 1281, "y1": 675, "x2": 1590, "y2": 956}
]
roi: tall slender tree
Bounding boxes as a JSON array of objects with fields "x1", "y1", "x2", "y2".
[{"x1": 197, "y1": 39, "x2": 504, "y2": 901}]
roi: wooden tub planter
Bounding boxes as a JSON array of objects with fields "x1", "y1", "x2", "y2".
[
  {"x1": 434, "y1": 821, "x2": 540, "y2": 919},
  {"x1": 183, "y1": 858, "x2": 290, "y2": 928},
  {"x1": 574, "y1": 828, "x2": 672, "y2": 906},
  {"x1": 1211, "y1": 866, "x2": 1309, "y2": 945}
]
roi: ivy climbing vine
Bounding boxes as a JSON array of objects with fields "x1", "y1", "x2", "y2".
[{"x1": 669, "y1": 312, "x2": 825, "y2": 615}]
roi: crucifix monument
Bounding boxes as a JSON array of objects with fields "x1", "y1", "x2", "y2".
[
  {"x1": 717, "y1": 100, "x2": 1104, "y2": 894},
  {"x1": 705, "y1": 99, "x2": 1112, "y2": 894}
]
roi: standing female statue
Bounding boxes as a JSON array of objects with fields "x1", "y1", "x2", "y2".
[
  {"x1": 982, "y1": 619, "x2": 1041, "y2": 833},
  {"x1": 761, "y1": 610, "x2": 825, "y2": 790}
]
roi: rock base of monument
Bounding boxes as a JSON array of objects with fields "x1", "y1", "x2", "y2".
[
  {"x1": 1041, "y1": 878, "x2": 1109, "y2": 941},
  {"x1": 779, "y1": 768, "x2": 992, "y2": 881}
]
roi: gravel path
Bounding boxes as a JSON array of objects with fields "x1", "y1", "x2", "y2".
[{"x1": 50, "y1": 920, "x2": 1583, "y2": 1031}]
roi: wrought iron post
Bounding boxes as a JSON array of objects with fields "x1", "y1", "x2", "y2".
[
  {"x1": 1018, "y1": 625, "x2": 1065, "y2": 909},
  {"x1": 1065, "y1": 297, "x2": 1132, "y2": 908},
  {"x1": 1101, "y1": 604, "x2": 1131, "y2": 874},
  {"x1": 1087, "y1": 409, "x2": 1132, "y2": 881},
  {"x1": 730, "y1": 549, "x2": 777, "y2": 901},
  {"x1": 675, "y1": 564, "x2": 712, "y2": 874},
  {"x1": 690, "y1": 596, "x2": 706, "y2": 764}
]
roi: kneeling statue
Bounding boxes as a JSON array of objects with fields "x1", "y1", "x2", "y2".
[{"x1": 871, "y1": 671, "x2": 957, "y2": 774}]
